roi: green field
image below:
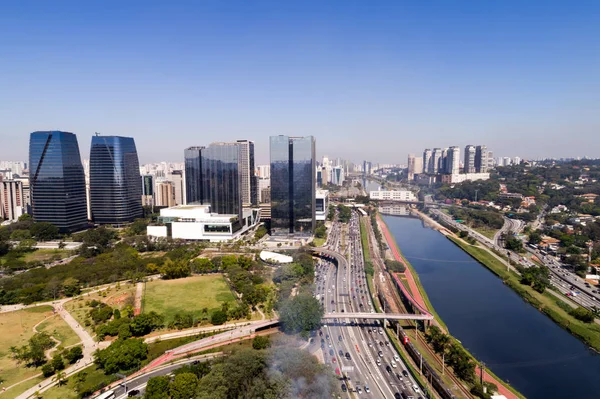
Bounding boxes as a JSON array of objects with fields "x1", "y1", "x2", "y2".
[
  {"x1": 143, "y1": 275, "x2": 237, "y2": 324},
  {"x1": 0, "y1": 306, "x2": 57, "y2": 394}
]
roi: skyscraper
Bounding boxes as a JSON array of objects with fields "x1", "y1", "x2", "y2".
[
  {"x1": 184, "y1": 146, "x2": 204, "y2": 205},
  {"x1": 201, "y1": 142, "x2": 242, "y2": 220},
  {"x1": 464, "y1": 145, "x2": 476, "y2": 173},
  {"x1": 270, "y1": 135, "x2": 316, "y2": 235},
  {"x1": 446, "y1": 146, "x2": 461, "y2": 175},
  {"x1": 475, "y1": 145, "x2": 488, "y2": 173},
  {"x1": 89, "y1": 135, "x2": 142, "y2": 224},
  {"x1": 407, "y1": 154, "x2": 423, "y2": 181},
  {"x1": 237, "y1": 140, "x2": 257, "y2": 207},
  {"x1": 1, "y1": 180, "x2": 26, "y2": 221},
  {"x1": 423, "y1": 149, "x2": 432, "y2": 174},
  {"x1": 29, "y1": 131, "x2": 87, "y2": 232},
  {"x1": 170, "y1": 170, "x2": 185, "y2": 205}
]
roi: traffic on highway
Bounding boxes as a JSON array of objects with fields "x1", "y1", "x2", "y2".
[{"x1": 313, "y1": 210, "x2": 424, "y2": 399}]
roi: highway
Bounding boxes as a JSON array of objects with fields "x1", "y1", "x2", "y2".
[
  {"x1": 313, "y1": 211, "x2": 424, "y2": 399},
  {"x1": 429, "y1": 207, "x2": 600, "y2": 312}
]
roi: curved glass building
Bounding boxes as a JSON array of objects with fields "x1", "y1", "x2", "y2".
[
  {"x1": 29, "y1": 131, "x2": 88, "y2": 232},
  {"x1": 89, "y1": 135, "x2": 142, "y2": 224}
]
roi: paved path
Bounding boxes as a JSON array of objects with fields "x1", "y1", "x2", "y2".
[{"x1": 134, "y1": 282, "x2": 144, "y2": 316}]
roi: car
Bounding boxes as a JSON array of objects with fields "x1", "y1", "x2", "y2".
[
  {"x1": 356, "y1": 387, "x2": 362, "y2": 394},
  {"x1": 386, "y1": 365, "x2": 392, "y2": 374},
  {"x1": 391, "y1": 360, "x2": 397, "y2": 368},
  {"x1": 394, "y1": 354, "x2": 400, "y2": 361},
  {"x1": 364, "y1": 385, "x2": 370, "y2": 393},
  {"x1": 332, "y1": 357, "x2": 337, "y2": 363},
  {"x1": 413, "y1": 385, "x2": 420, "y2": 392},
  {"x1": 128, "y1": 390, "x2": 140, "y2": 397},
  {"x1": 376, "y1": 358, "x2": 381, "y2": 366},
  {"x1": 338, "y1": 335, "x2": 343, "y2": 341},
  {"x1": 329, "y1": 349, "x2": 334, "y2": 356},
  {"x1": 379, "y1": 341, "x2": 384, "y2": 346},
  {"x1": 394, "y1": 393, "x2": 402, "y2": 399},
  {"x1": 396, "y1": 373, "x2": 403, "y2": 381},
  {"x1": 341, "y1": 384, "x2": 347, "y2": 392},
  {"x1": 345, "y1": 352, "x2": 351, "y2": 360},
  {"x1": 402, "y1": 369, "x2": 409, "y2": 377},
  {"x1": 378, "y1": 351, "x2": 383, "y2": 357},
  {"x1": 338, "y1": 349, "x2": 344, "y2": 356}
]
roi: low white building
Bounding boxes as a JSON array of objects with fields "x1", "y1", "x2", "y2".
[
  {"x1": 147, "y1": 205, "x2": 260, "y2": 242},
  {"x1": 316, "y1": 190, "x2": 329, "y2": 221},
  {"x1": 441, "y1": 173, "x2": 490, "y2": 184},
  {"x1": 369, "y1": 190, "x2": 417, "y2": 202},
  {"x1": 259, "y1": 250, "x2": 293, "y2": 264}
]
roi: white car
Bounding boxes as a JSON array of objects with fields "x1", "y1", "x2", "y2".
[
  {"x1": 413, "y1": 385, "x2": 420, "y2": 393},
  {"x1": 394, "y1": 354, "x2": 400, "y2": 362},
  {"x1": 391, "y1": 360, "x2": 397, "y2": 368}
]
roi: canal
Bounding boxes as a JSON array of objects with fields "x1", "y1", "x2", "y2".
[{"x1": 383, "y1": 214, "x2": 600, "y2": 399}]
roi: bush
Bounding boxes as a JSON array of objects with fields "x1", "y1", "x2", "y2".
[
  {"x1": 210, "y1": 310, "x2": 227, "y2": 325},
  {"x1": 41, "y1": 364, "x2": 55, "y2": 377}
]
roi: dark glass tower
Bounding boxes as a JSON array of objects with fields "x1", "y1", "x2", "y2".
[
  {"x1": 29, "y1": 131, "x2": 88, "y2": 232},
  {"x1": 201, "y1": 142, "x2": 242, "y2": 219},
  {"x1": 270, "y1": 135, "x2": 316, "y2": 235},
  {"x1": 184, "y1": 146, "x2": 204, "y2": 205},
  {"x1": 89, "y1": 135, "x2": 142, "y2": 224}
]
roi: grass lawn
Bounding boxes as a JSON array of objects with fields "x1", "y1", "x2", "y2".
[
  {"x1": 143, "y1": 275, "x2": 237, "y2": 324},
  {"x1": 312, "y1": 237, "x2": 326, "y2": 247},
  {"x1": 473, "y1": 226, "x2": 498, "y2": 240},
  {"x1": 23, "y1": 249, "x2": 71, "y2": 263},
  {"x1": 41, "y1": 365, "x2": 116, "y2": 399},
  {"x1": 0, "y1": 306, "x2": 54, "y2": 392},
  {"x1": 36, "y1": 314, "x2": 80, "y2": 348}
]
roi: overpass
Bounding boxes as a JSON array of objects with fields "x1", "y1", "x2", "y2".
[{"x1": 323, "y1": 312, "x2": 433, "y2": 321}]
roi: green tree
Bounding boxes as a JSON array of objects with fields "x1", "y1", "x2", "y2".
[
  {"x1": 53, "y1": 370, "x2": 67, "y2": 386},
  {"x1": 144, "y1": 376, "x2": 170, "y2": 399},
  {"x1": 278, "y1": 293, "x2": 323, "y2": 337},
  {"x1": 10, "y1": 332, "x2": 55, "y2": 367},
  {"x1": 130, "y1": 311, "x2": 164, "y2": 336},
  {"x1": 210, "y1": 310, "x2": 228, "y2": 325},
  {"x1": 169, "y1": 372, "x2": 198, "y2": 399},
  {"x1": 30, "y1": 222, "x2": 60, "y2": 241},
  {"x1": 18, "y1": 213, "x2": 33, "y2": 222},
  {"x1": 160, "y1": 258, "x2": 191, "y2": 280},
  {"x1": 528, "y1": 231, "x2": 542, "y2": 245},
  {"x1": 94, "y1": 338, "x2": 148, "y2": 374},
  {"x1": 62, "y1": 277, "x2": 81, "y2": 297},
  {"x1": 10, "y1": 229, "x2": 31, "y2": 241},
  {"x1": 64, "y1": 346, "x2": 83, "y2": 364},
  {"x1": 252, "y1": 335, "x2": 271, "y2": 350},
  {"x1": 41, "y1": 363, "x2": 55, "y2": 377},
  {"x1": 51, "y1": 354, "x2": 65, "y2": 371}
]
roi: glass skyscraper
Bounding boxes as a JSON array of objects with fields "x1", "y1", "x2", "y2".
[
  {"x1": 89, "y1": 135, "x2": 142, "y2": 224},
  {"x1": 184, "y1": 146, "x2": 204, "y2": 205},
  {"x1": 201, "y1": 142, "x2": 242, "y2": 220},
  {"x1": 270, "y1": 135, "x2": 316, "y2": 235},
  {"x1": 29, "y1": 131, "x2": 88, "y2": 232}
]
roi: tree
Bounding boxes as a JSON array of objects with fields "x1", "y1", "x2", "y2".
[
  {"x1": 30, "y1": 222, "x2": 60, "y2": 241},
  {"x1": 505, "y1": 236, "x2": 524, "y2": 253},
  {"x1": 169, "y1": 372, "x2": 198, "y2": 399},
  {"x1": 10, "y1": 229, "x2": 31, "y2": 241},
  {"x1": 130, "y1": 312, "x2": 164, "y2": 336},
  {"x1": 252, "y1": 335, "x2": 271, "y2": 350},
  {"x1": 528, "y1": 231, "x2": 542, "y2": 245},
  {"x1": 94, "y1": 338, "x2": 148, "y2": 374},
  {"x1": 160, "y1": 258, "x2": 191, "y2": 280},
  {"x1": 10, "y1": 332, "x2": 55, "y2": 367},
  {"x1": 118, "y1": 323, "x2": 133, "y2": 340},
  {"x1": 64, "y1": 346, "x2": 83, "y2": 364},
  {"x1": 144, "y1": 376, "x2": 170, "y2": 399},
  {"x1": 278, "y1": 293, "x2": 323, "y2": 337},
  {"x1": 51, "y1": 354, "x2": 65, "y2": 371},
  {"x1": 53, "y1": 370, "x2": 67, "y2": 386},
  {"x1": 41, "y1": 363, "x2": 55, "y2": 377},
  {"x1": 18, "y1": 213, "x2": 33, "y2": 222},
  {"x1": 62, "y1": 277, "x2": 81, "y2": 297},
  {"x1": 210, "y1": 310, "x2": 228, "y2": 325}
]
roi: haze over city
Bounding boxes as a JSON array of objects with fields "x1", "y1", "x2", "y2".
[{"x1": 1, "y1": 0, "x2": 599, "y2": 163}]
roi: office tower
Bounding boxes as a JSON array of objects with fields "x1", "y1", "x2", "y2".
[
  {"x1": 270, "y1": 135, "x2": 316, "y2": 235},
  {"x1": 171, "y1": 170, "x2": 185, "y2": 205},
  {"x1": 316, "y1": 168, "x2": 323, "y2": 187},
  {"x1": 464, "y1": 145, "x2": 476, "y2": 173},
  {"x1": 142, "y1": 175, "x2": 154, "y2": 207},
  {"x1": 201, "y1": 142, "x2": 242, "y2": 220},
  {"x1": 184, "y1": 146, "x2": 204, "y2": 205},
  {"x1": 475, "y1": 145, "x2": 488, "y2": 173},
  {"x1": 256, "y1": 164, "x2": 270, "y2": 179},
  {"x1": 236, "y1": 140, "x2": 257, "y2": 207},
  {"x1": 431, "y1": 148, "x2": 443, "y2": 174},
  {"x1": 446, "y1": 146, "x2": 460, "y2": 175},
  {"x1": 440, "y1": 148, "x2": 449, "y2": 173},
  {"x1": 89, "y1": 135, "x2": 142, "y2": 224},
  {"x1": 422, "y1": 149, "x2": 432, "y2": 174},
  {"x1": 29, "y1": 131, "x2": 88, "y2": 232},
  {"x1": 155, "y1": 181, "x2": 175, "y2": 207},
  {"x1": 1, "y1": 180, "x2": 25, "y2": 221},
  {"x1": 363, "y1": 160, "x2": 372, "y2": 175},
  {"x1": 330, "y1": 166, "x2": 345, "y2": 186}
]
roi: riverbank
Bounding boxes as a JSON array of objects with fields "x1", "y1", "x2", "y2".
[
  {"x1": 377, "y1": 214, "x2": 523, "y2": 399},
  {"x1": 446, "y1": 234, "x2": 600, "y2": 353}
]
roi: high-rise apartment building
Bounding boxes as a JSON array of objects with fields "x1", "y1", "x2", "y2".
[
  {"x1": 423, "y1": 149, "x2": 432, "y2": 174},
  {"x1": 446, "y1": 146, "x2": 461, "y2": 175},
  {"x1": 29, "y1": 131, "x2": 88, "y2": 232},
  {"x1": 407, "y1": 154, "x2": 423, "y2": 181},
  {"x1": 1, "y1": 180, "x2": 25, "y2": 221},
  {"x1": 89, "y1": 135, "x2": 142, "y2": 224},
  {"x1": 171, "y1": 170, "x2": 185, "y2": 205},
  {"x1": 237, "y1": 140, "x2": 257, "y2": 207},
  {"x1": 142, "y1": 175, "x2": 154, "y2": 207},
  {"x1": 270, "y1": 135, "x2": 316, "y2": 235},
  {"x1": 475, "y1": 145, "x2": 488, "y2": 173},
  {"x1": 256, "y1": 164, "x2": 270, "y2": 179},
  {"x1": 155, "y1": 181, "x2": 176, "y2": 207},
  {"x1": 431, "y1": 148, "x2": 443, "y2": 174},
  {"x1": 464, "y1": 145, "x2": 476, "y2": 173}
]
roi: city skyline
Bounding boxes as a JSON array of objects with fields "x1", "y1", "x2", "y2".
[{"x1": 1, "y1": 2, "x2": 599, "y2": 164}]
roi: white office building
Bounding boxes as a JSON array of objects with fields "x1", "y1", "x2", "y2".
[
  {"x1": 369, "y1": 190, "x2": 417, "y2": 202},
  {"x1": 147, "y1": 204, "x2": 261, "y2": 242},
  {"x1": 316, "y1": 190, "x2": 329, "y2": 221}
]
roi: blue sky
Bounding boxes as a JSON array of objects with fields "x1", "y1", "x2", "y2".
[{"x1": 1, "y1": 1, "x2": 599, "y2": 165}]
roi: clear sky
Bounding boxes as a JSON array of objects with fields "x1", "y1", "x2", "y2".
[{"x1": 1, "y1": 1, "x2": 599, "y2": 165}]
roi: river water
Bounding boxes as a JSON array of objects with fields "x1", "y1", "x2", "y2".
[{"x1": 383, "y1": 214, "x2": 600, "y2": 399}]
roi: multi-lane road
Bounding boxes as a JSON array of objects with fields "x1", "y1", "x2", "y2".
[
  {"x1": 430, "y1": 207, "x2": 600, "y2": 312},
  {"x1": 313, "y1": 212, "x2": 424, "y2": 399}
]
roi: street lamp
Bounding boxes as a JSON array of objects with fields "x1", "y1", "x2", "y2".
[{"x1": 115, "y1": 373, "x2": 127, "y2": 392}]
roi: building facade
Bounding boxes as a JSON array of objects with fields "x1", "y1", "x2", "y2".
[
  {"x1": 270, "y1": 135, "x2": 316, "y2": 235},
  {"x1": 446, "y1": 146, "x2": 460, "y2": 175},
  {"x1": 237, "y1": 140, "x2": 257, "y2": 207},
  {"x1": 155, "y1": 181, "x2": 176, "y2": 207},
  {"x1": 89, "y1": 135, "x2": 142, "y2": 224},
  {"x1": 170, "y1": 170, "x2": 185, "y2": 205},
  {"x1": 1, "y1": 180, "x2": 26, "y2": 221},
  {"x1": 29, "y1": 131, "x2": 88, "y2": 232},
  {"x1": 201, "y1": 142, "x2": 242, "y2": 222},
  {"x1": 464, "y1": 145, "x2": 476, "y2": 173},
  {"x1": 184, "y1": 146, "x2": 204, "y2": 205},
  {"x1": 316, "y1": 190, "x2": 329, "y2": 221},
  {"x1": 423, "y1": 149, "x2": 432, "y2": 174},
  {"x1": 431, "y1": 148, "x2": 443, "y2": 174},
  {"x1": 369, "y1": 190, "x2": 417, "y2": 202},
  {"x1": 475, "y1": 145, "x2": 488, "y2": 173}
]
